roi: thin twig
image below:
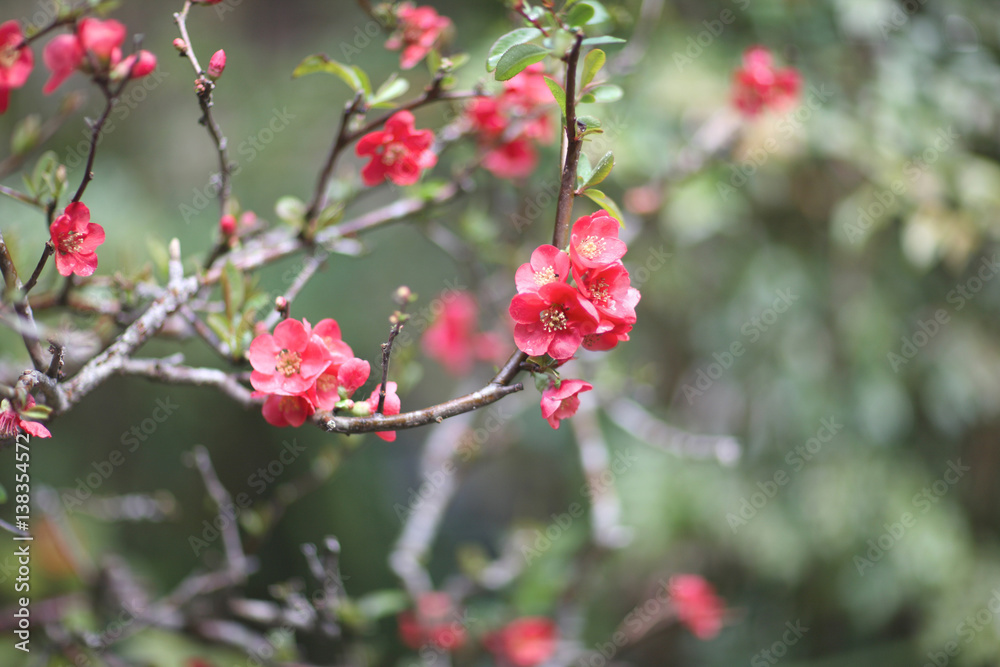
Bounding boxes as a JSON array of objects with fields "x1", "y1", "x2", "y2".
[
  {"x1": 191, "y1": 445, "x2": 249, "y2": 579},
  {"x1": 376, "y1": 299, "x2": 409, "y2": 415},
  {"x1": 119, "y1": 357, "x2": 254, "y2": 407},
  {"x1": 22, "y1": 243, "x2": 53, "y2": 295}
]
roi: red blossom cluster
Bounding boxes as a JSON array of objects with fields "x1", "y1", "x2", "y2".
[
  {"x1": 385, "y1": 2, "x2": 452, "y2": 70},
  {"x1": 731, "y1": 46, "x2": 801, "y2": 117},
  {"x1": 356, "y1": 110, "x2": 437, "y2": 187},
  {"x1": 668, "y1": 574, "x2": 726, "y2": 639},
  {"x1": 421, "y1": 291, "x2": 505, "y2": 376},
  {"x1": 508, "y1": 211, "x2": 639, "y2": 427},
  {"x1": 466, "y1": 63, "x2": 554, "y2": 179},
  {"x1": 397, "y1": 594, "x2": 557, "y2": 667},
  {"x1": 248, "y1": 318, "x2": 401, "y2": 441},
  {"x1": 43, "y1": 18, "x2": 156, "y2": 94}
]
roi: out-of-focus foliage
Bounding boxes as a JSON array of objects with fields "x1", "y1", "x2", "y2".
[{"x1": 1, "y1": 0, "x2": 1000, "y2": 665}]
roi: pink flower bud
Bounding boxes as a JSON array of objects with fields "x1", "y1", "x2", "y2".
[
  {"x1": 173, "y1": 38, "x2": 187, "y2": 53},
  {"x1": 208, "y1": 49, "x2": 226, "y2": 79},
  {"x1": 219, "y1": 213, "x2": 236, "y2": 236}
]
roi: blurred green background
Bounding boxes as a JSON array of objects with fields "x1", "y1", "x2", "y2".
[{"x1": 2, "y1": 0, "x2": 1000, "y2": 665}]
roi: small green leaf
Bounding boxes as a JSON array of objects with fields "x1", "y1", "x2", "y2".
[
  {"x1": 426, "y1": 48, "x2": 442, "y2": 74},
  {"x1": 581, "y1": 36, "x2": 626, "y2": 47},
  {"x1": 581, "y1": 49, "x2": 605, "y2": 89},
  {"x1": 317, "y1": 202, "x2": 344, "y2": 229},
  {"x1": 351, "y1": 65, "x2": 372, "y2": 97},
  {"x1": 292, "y1": 55, "x2": 365, "y2": 95},
  {"x1": 20, "y1": 404, "x2": 52, "y2": 420},
  {"x1": 495, "y1": 43, "x2": 549, "y2": 81},
  {"x1": 581, "y1": 151, "x2": 614, "y2": 190},
  {"x1": 487, "y1": 28, "x2": 542, "y2": 71},
  {"x1": 566, "y1": 2, "x2": 595, "y2": 27},
  {"x1": 582, "y1": 188, "x2": 625, "y2": 225},
  {"x1": 576, "y1": 153, "x2": 593, "y2": 187},
  {"x1": 0, "y1": 482, "x2": 7, "y2": 504},
  {"x1": 11, "y1": 114, "x2": 41, "y2": 156},
  {"x1": 586, "y1": 84, "x2": 623, "y2": 103},
  {"x1": 577, "y1": 0, "x2": 611, "y2": 24},
  {"x1": 544, "y1": 77, "x2": 566, "y2": 117},
  {"x1": 206, "y1": 313, "x2": 231, "y2": 342},
  {"x1": 370, "y1": 75, "x2": 409, "y2": 107},
  {"x1": 275, "y1": 196, "x2": 306, "y2": 227},
  {"x1": 577, "y1": 115, "x2": 602, "y2": 132}
]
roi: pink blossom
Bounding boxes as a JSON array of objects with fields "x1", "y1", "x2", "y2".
[
  {"x1": 385, "y1": 3, "x2": 451, "y2": 70},
  {"x1": 668, "y1": 574, "x2": 725, "y2": 639},
  {"x1": 486, "y1": 617, "x2": 558, "y2": 667},
  {"x1": 356, "y1": 110, "x2": 437, "y2": 186},
  {"x1": 49, "y1": 202, "x2": 105, "y2": 277},
  {"x1": 366, "y1": 382, "x2": 401, "y2": 442},
  {"x1": 732, "y1": 46, "x2": 801, "y2": 116},
  {"x1": 569, "y1": 211, "x2": 627, "y2": 272},
  {"x1": 509, "y1": 282, "x2": 600, "y2": 361},
  {"x1": 398, "y1": 592, "x2": 466, "y2": 651},
  {"x1": 539, "y1": 379, "x2": 592, "y2": 429},
  {"x1": 208, "y1": 49, "x2": 226, "y2": 79},
  {"x1": 0, "y1": 21, "x2": 34, "y2": 114},
  {"x1": 248, "y1": 318, "x2": 333, "y2": 395},
  {"x1": 515, "y1": 245, "x2": 570, "y2": 295},
  {"x1": 42, "y1": 34, "x2": 83, "y2": 94},
  {"x1": 260, "y1": 394, "x2": 315, "y2": 428},
  {"x1": 0, "y1": 397, "x2": 51, "y2": 439}
]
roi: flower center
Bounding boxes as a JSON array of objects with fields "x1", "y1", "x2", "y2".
[
  {"x1": 383, "y1": 142, "x2": 406, "y2": 165},
  {"x1": 275, "y1": 349, "x2": 302, "y2": 377},
  {"x1": 59, "y1": 231, "x2": 85, "y2": 254},
  {"x1": 316, "y1": 373, "x2": 338, "y2": 392},
  {"x1": 540, "y1": 306, "x2": 568, "y2": 332},
  {"x1": 588, "y1": 279, "x2": 610, "y2": 306},
  {"x1": 534, "y1": 266, "x2": 557, "y2": 286},
  {"x1": 577, "y1": 236, "x2": 605, "y2": 260},
  {"x1": 0, "y1": 37, "x2": 19, "y2": 69}
]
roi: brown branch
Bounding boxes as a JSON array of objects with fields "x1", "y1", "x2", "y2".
[
  {"x1": 22, "y1": 242, "x2": 53, "y2": 295},
  {"x1": 553, "y1": 32, "x2": 584, "y2": 248},
  {"x1": 376, "y1": 296, "x2": 410, "y2": 415},
  {"x1": 324, "y1": 382, "x2": 522, "y2": 434},
  {"x1": 304, "y1": 91, "x2": 366, "y2": 224},
  {"x1": 191, "y1": 445, "x2": 250, "y2": 580},
  {"x1": 0, "y1": 92, "x2": 86, "y2": 182},
  {"x1": 119, "y1": 356, "x2": 254, "y2": 407},
  {"x1": 174, "y1": 0, "x2": 232, "y2": 218},
  {"x1": 0, "y1": 229, "x2": 46, "y2": 369}
]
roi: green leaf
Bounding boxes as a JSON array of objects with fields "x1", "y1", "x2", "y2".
[
  {"x1": 11, "y1": 114, "x2": 41, "y2": 156},
  {"x1": 576, "y1": 153, "x2": 593, "y2": 187},
  {"x1": 351, "y1": 65, "x2": 372, "y2": 97},
  {"x1": 426, "y1": 48, "x2": 442, "y2": 74},
  {"x1": 317, "y1": 202, "x2": 344, "y2": 229},
  {"x1": 566, "y1": 2, "x2": 595, "y2": 27},
  {"x1": 206, "y1": 313, "x2": 232, "y2": 343},
  {"x1": 487, "y1": 28, "x2": 542, "y2": 72},
  {"x1": 544, "y1": 77, "x2": 566, "y2": 117},
  {"x1": 582, "y1": 188, "x2": 625, "y2": 225},
  {"x1": 581, "y1": 36, "x2": 626, "y2": 47},
  {"x1": 356, "y1": 590, "x2": 409, "y2": 620},
  {"x1": 577, "y1": 115, "x2": 602, "y2": 132},
  {"x1": 585, "y1": 84, "x2": 623, "y2": 103},
  {"x1": 581, "y1": 151, "x2": 614, "y2": 190},
  {"x1": 292, "y1": 55, "x2": 365, "y2": 95},
  {"x1": 577, "y1": 0, "x2": 611, "y2": 24},
  {"x1": 494, "y1": 43, "x2": 549, "y2": 81},
  {"x1": 20, "y1": 404, "x2": 52, "y2": 420},
  {"x1": 275, "y1": 196, "x2": 306, "y2": 227},
  {"x1": 581, "y1": 49, "x2": 605, "y2": 89},
  {"x1": 0, "y1": 482, "x2": 7, "y2": 505},
  {"x1": 370, "y1": 75, "x2": 409, "y2": 107}
]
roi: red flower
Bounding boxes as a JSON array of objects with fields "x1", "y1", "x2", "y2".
[
  {"x1": 422, "y1": 291, "x2": 503, "y2": 376},
  {"x1": 540, "y1": 379, "x2": 592, "y2": 429},
  {"x1": 366, "y1": 381, "x2": 401, "y2": 442},
  {"x1": 260, "y1": 393, "x2": 315, "y2": 428},
  {"x1": 509, "y1": 282, "x2": 599, "y2": 361},
  {"x1": 486, "y1": 617, "x2": 558, "y2": 667},
  {"x1": 0, "y1": 21, "x2": 33, "y2": 114},
  {"x1": 356, "y1": 110, "x2": 437, "y2": 186},
  {"x1": 499, "y1": 64, "x2": 554, "y2": 141},
  {"x1": 668, "y1": 574, "x2": 725, "y2": 639},
  {"x1": 219, "y1": 213, "x2": 236, "y2": 237},
  {"x1": 248, "y1": 318, "x2": 333, "y2": 395},
  {"x1": 42, "y1": 34, "x2": 82, "y2": 94},
  {"x1": 482, "y1": 137, "x2": 539, "y2": 180},
  {"x1": 515, "y1": 245, "x2": 571, "y2": 295},
  {"x1": 385, "y1": 3, "x2": 451, "y2": 70},
  {"x1": 398, "y1": 592, "x2": 466, "y2": 651},
  {"x1": 732, "y1": 46, "x2": 801, "y2": 117},
  {"x1": 569, "y1": 211, "x2": 627, "y2": 272},
  {"x1": 111, "y1": 50, "x2": 157, "y2": 81},
  {"x1": 0, "y1": 397, "x2": 51, "y2": 439},
  {"x1": 49, "y1": 202, "x2": 105, "y2": 277},
  {"x1": 581, "y1": 323, "x2": 632, "y2": 352},
  {"x1": 574, "y1": 260, "x2": 640, "y2": 330},
  {"x1": 208, "y1": 49, "x2": 226, "y2": 79},
  {"x1": 77, "y1": 18, "x2": 126, "y2": 65}
]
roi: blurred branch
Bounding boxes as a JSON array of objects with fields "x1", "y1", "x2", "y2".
[
  {"x1": 119, "y1": 356, "x2": 254, "y2": 407},
  {"x1": 190, "y1": 445, "x2": 250, "y2": 581},
  {"x1": 606, "y1": 397, "x2": 741, "y2": 464}
]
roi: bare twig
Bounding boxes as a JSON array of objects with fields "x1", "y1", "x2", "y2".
[
  {"x1": 190, "y1": 445, "x2": 249, "y2": 579},
  {"x1": 120, "y1": 356, "x2": 254, "y2": 407}
]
